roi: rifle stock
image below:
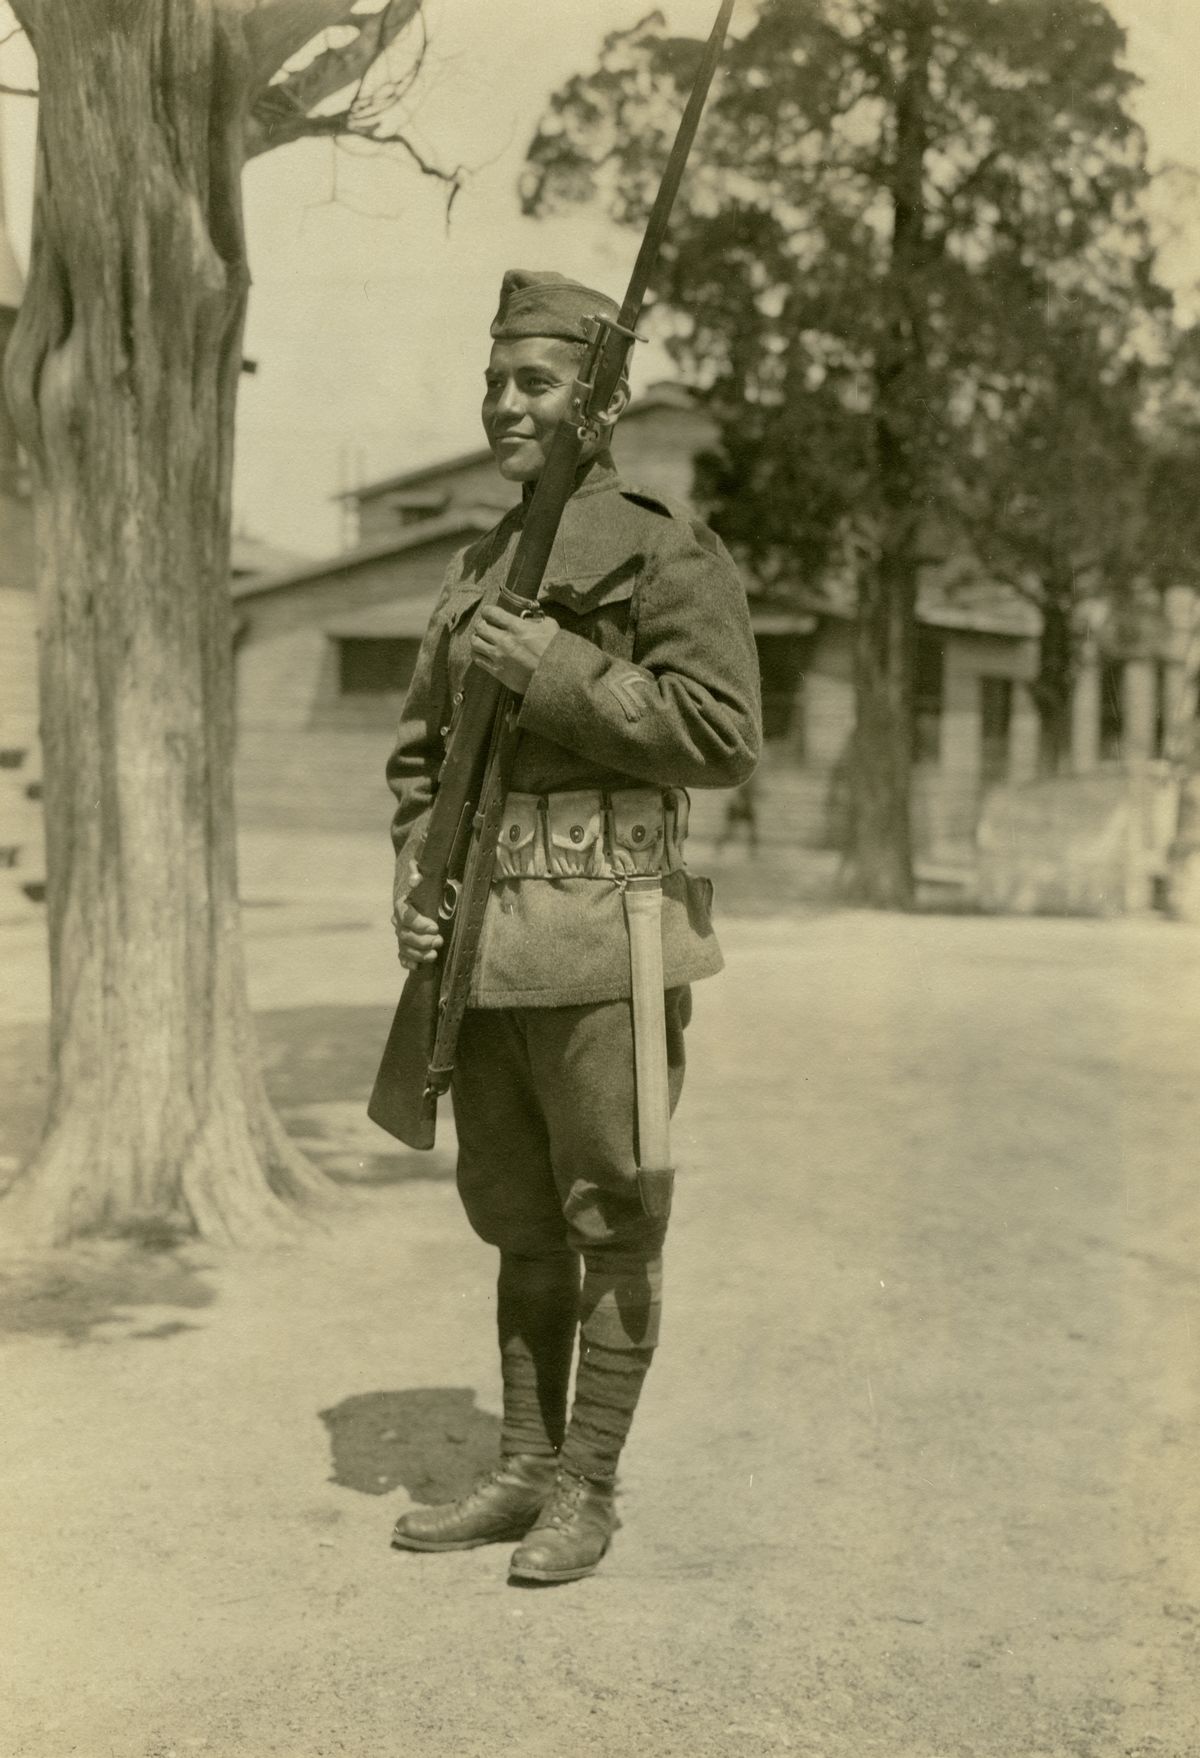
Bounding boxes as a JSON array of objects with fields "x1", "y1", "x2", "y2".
[{"x1": 366, "y1": 958, "x2": 441, "y2": 1150}]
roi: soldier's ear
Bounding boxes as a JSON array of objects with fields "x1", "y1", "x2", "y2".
[{"x1": 599, "y1": 378, "x2": 630, "y2": 428}]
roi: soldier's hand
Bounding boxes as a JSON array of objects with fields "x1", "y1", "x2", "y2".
[
  {"x1": 392, "y1": 864, "x2": 443, "y2": 969},
  {"x1": 394, "y1": 900, "x2": 443, "y2": 969},
  {"x1": 471, "y1": 605, "x2": 557, "y2": 695}
]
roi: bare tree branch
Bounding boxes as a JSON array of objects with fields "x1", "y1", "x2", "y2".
[
  {"x1": 337, "y1": 115, "x2": 460, "y2": 195},
  {"x1": 240, "y1": 0, "x2": 462, "y2": 206},
  {"x1": 227, "y1": 0, "x2": 363, "y2": 88},
  {"x1": 270, "y1": 109, "x2": 464, "y2": 215},
  {"x1": 245, "y1": 0, "x2": 418, "y2": 156}
]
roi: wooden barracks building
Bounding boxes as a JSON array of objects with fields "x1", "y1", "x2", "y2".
[
  {"x1": 1, "y1": 119, "x2": 1194, "y2": 909},
  {"x1": 228, "y1": 382, "x2": 1196, "y2": 865}
]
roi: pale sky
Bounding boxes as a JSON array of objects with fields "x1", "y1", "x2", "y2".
[{"x1": 2, "y1": 0, "x2": 1199, "y2": 561}]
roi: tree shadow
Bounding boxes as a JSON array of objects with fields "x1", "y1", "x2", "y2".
[
  {"x1": 257, "y1": 1004, "x2": 396, "y2": 1111},
  {"x1": 0, "y1": 1233, "x2": 214, "y2": 1343},
  {"x1": 258, "y1": 1004, "x2": 458, "y2": 1187},
  {"x1": 318, "y1": 1387, "x2": 501, "y2": 1501}
]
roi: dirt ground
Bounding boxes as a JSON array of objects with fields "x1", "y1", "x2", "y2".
[{"x1": 2, "y1": 873, "x2": 1199, "y2": 1758}]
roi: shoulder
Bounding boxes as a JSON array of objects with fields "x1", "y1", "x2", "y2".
[{"x1": 612, "y1": 480, "x2": 741, "y2": 579}]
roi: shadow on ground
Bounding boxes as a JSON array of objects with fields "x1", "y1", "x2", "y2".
[
  {"x1": 258, "y1": 1003, "x2": 458, "y2": 1186},
  {"x1": 0, "y1": 1004, "x2": 450, "y2": 1341},
  {"x1": 319, "y1": 1387, "x2": 501, "y2": 1501},
  {"x1": 256, "y1": 1004, "x2": 395, "y2": 1110},
  {"x1": 0, "y1": 1238, "x2": 215, "y2": 1343}
]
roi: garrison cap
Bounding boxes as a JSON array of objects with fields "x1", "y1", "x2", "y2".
[{"x1": 490, "y1": 269, "x2": 619, "y2": 344}]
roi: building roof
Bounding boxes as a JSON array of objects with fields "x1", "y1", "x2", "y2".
[
  {"x1": 240, "y1": 369, "x2": 1038, "y2": 645},
  {"x1": 803, "y1": 574, "x2": 1039, "y2": 640},
  {"x1": 919, "y1": 590, "x2": 1039, "y2": 639},
  {"x1": 232, "y1": 508, "x2": 496, "y2": 602},
  {"x1": 230, "y1": 532, "x2": 309, "y2": 580},
  {"x1": 243, "y1": 513, "x2": 1036, "y2": 643},
  {"x1": 339, "y1": 382, "x2": 699, "y2": 505}
]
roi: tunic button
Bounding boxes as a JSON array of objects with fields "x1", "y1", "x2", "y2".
[
  {"x1": 570, "y1": 825, "x2": 584, "y2": 844},
  {"x1": 508, "y1": 824, "x2": 521, "y2": 842},
  {"x1": 631, "y1": 824, "x2": 646, "y2": 843}
]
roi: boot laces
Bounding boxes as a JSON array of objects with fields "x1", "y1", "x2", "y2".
[
  {"x1": 448, "y1": 1463, "x2": 517, "y2": 1515},
  {"x1": 545, "y1": 1472, "x2": 588, "y2": 1528}
]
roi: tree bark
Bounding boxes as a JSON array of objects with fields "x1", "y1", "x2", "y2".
[
  {"x1": 1030, "y1": 583, "x2": 1076, "y2": 778},
  {"x1": 842, "y1": 1, "x2": 932, "y2": 910},
  {"x1": 1, "y1": 2, "x2": 330, "y2": 1245}
]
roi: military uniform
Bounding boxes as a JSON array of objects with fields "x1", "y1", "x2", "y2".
[{"x1": 387, "y1": 272, "x2": 761, "y2": 1582}]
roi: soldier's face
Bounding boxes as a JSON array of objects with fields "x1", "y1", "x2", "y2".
[{"x1": 482, "y1": 337, "x2": 586, "y2": 482}]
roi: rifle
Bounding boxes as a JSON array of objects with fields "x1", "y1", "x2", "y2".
[{"x1": 368, "y1": 0, "x2": 735, "y2": 1151}]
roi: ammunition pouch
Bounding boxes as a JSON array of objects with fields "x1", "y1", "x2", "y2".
[{"x1": 493, "y1": 787, "x2": 689, "y2": 880}]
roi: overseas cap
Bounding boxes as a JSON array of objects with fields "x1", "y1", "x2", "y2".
[{"x1": 490, "y1": 269, "x2": 619, "y2": 344}]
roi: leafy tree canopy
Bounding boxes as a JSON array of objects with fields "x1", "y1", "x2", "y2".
[{"x1": 522, "y1": 0, "x2": 1172, "y2": 601}]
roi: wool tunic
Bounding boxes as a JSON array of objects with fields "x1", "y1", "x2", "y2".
[{"x1": 385, "y1": 452, "x2": 762, "y2": 1007}]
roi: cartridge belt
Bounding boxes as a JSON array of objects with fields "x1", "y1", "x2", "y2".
[{"x1": 493, "y1": 787, "x2": 690, "y2": 880}]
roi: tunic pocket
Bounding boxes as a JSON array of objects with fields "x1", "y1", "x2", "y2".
[
  {"x1": 540, "y1": 570, "x2": 635, "y2": 615},
  {"x1": 540, "y1": 571, "x2": 637, "y2": 660}
]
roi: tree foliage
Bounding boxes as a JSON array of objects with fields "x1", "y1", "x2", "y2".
[{"x1": 521, "y1": 0, "x2": 1173, "y2": 892}]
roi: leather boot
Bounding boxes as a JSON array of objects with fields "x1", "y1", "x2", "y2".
[
  {"x1": 507, "y1": 1469, "x2": 615, "y2": 1583},
  {"x1": 390, "y1": 1454, "x2": 557, "y2": 1552}
]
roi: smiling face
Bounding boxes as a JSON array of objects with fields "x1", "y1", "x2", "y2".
[
  {"x1": 481, "y1": 336, "x2": 583, "y2": 483},
  {"x1": 481, "y1": 336, "x2": 628, "y2": 482}
]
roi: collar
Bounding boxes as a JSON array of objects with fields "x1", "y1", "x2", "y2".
[{"x1": 520, "y1": 449, "x2": 621, "y2": 507}]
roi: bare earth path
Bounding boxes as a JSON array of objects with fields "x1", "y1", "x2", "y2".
[{"x1": 2, "y1": 897, "x2": 1198, "y2": 1757}]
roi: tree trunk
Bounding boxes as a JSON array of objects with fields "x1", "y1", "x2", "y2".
[
  {"x1": 1, "y1": 3, "x2": 330, "y2": 1245},
  {"x1": 1030, "y1": 584, "x2": 1076, "y2": 778},
  {"x1": 845, "y1": 543, "x2": 918, "y2": 907},
  {"x1": 843, "y1": 0, "x2": 932, "y2": 909}
]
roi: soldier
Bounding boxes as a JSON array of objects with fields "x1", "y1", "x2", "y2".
[{"x1": 387, "y1": 269, "x2": 761, "y2": 1582}]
